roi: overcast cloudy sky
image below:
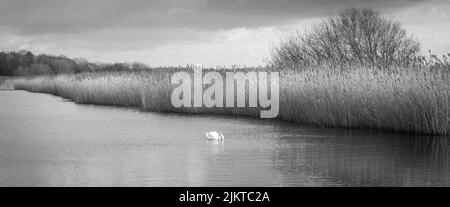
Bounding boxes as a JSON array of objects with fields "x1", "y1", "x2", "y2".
[{"x1": 0, "y1": 0, "x2": 449, "y2": 66}]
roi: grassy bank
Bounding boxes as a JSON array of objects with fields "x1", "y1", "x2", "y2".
[
  {"x1": 0, "y1": 76, "x2": 12, "y2": 89},
  {"x1": 0, "y1": 76, "x2": 7, "y2": 85},
  {"x1": 3, "y1": 65, "x2": 450, "y2": 135}
]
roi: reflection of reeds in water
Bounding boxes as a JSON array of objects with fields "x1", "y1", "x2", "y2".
[
  {"x1": 409, "y1": 135, "x2": 450, "y2": 166},
  {"x1": 272, "y1": 128, "x2": 450, "y2": 186},
  {"x1": 4, "y1": 65, "x2": 450, "y2": 135}
]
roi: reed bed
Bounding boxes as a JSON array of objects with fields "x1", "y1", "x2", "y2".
[
  {"x1": 279, "y1": 66, "x2": 450, "y2": 135},
  {"x1": 3, "y1": 65, "x2": 450, "y2": 135},
  {"x1": 0, "y1": 76, "x2": 8, "y2": 86}
]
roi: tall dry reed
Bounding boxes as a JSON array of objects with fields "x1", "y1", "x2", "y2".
[{"x1": 3, "y1": 65, "x2": 450, "y2": 135}]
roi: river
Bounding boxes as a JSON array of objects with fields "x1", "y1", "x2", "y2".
[{"x1": 1, "y1": 90, "x2": 449, "y2": 186}]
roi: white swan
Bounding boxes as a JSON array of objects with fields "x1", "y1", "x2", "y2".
[{"x1": 206, "y1": 131, "x2": 224, "y2": 141}]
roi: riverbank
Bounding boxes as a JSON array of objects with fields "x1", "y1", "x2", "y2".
[
  {"x1": 0, "y1": 76, "x2": 6, "y2": 85},
  {"x1": 0, "y1": 76, "x2": 13, "y2": 89},
  {"x1": 3, "y1": 65, "x2": 450, "y2": 135}
]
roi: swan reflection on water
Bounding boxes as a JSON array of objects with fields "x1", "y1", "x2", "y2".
[{"x1": 206, "y1": 131, "x2": 225, "y2": 155}]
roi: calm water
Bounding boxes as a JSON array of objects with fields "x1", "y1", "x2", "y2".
[{"x1": 1, "y1": 90, "x2": 450, "y2": 186}]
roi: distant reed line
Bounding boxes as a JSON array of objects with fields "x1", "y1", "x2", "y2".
[{"x1": 3, "y1": 65, "x2": 450, "y2": 135}]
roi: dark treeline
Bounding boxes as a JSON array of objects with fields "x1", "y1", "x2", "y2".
[
  {"x1": 0, "y1": 50, "x2": 270, "y2": 77},
  {"x1": 0, "y1": 50, "x2": 148, "y2": 76}
]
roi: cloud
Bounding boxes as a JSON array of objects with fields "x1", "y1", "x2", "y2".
[
  {"x1": 0, "y1": 25, "x2": 288, "y2": 66},
  {"x1": 1, "y1": 0, "x2": 447, "y2": 67},
  {"x1": 0, "y1": 0, "x2": 428, "y2": 34}
]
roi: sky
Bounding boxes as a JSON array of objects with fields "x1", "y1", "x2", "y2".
[{"x1": 0, "y1": 0, "x2": 449, "y2": 67}]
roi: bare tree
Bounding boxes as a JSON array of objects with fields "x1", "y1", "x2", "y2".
[{"x1": 271, "y1": 8, "x2": 420, "y2": 68}]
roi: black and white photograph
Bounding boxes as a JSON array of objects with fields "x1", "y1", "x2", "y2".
[{"x1": 1, "y1": 0, "x2": 450, "y2": 192}]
